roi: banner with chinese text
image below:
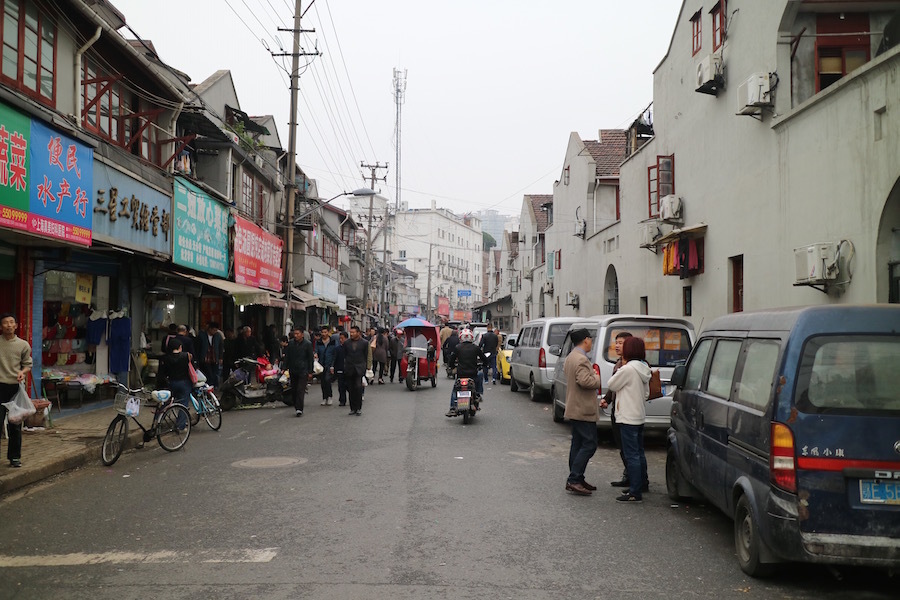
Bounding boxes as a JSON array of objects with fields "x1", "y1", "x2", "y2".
[
  {"x1": 173, "y1": 177, "x2": 228, "y2": 277},
  {"x1": 0, "y1": 103, "x2": 93, "y2": 245},
  {"x1": 234, "y1": 216, "x2": 283, "y2": 291}
]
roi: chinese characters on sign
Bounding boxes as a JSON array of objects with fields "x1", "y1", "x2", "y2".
[
  {"x1": 0, "y1": 102, "x2": 93, "y2": 245},
  {"x1": 173, "y1": 177, "x2": 229, "y2": 277},
  {"x1": 234, "y1": 216, "x2": 283, "y2": 291}
]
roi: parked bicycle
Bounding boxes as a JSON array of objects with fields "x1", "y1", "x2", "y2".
[
  {"x1": 101, "y1": 383, "x2": 191, "y2": 466},
  {"x1": 189, "y1": 382, "x2": 222, "y2": 431}
]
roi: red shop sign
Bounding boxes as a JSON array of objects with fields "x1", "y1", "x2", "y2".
[{"x1": 234, "y1": 216, "x2": 283, "y2": 292}]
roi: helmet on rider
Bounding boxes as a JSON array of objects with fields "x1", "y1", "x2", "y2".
[{"x1": 459, "y1": 328, "x2": 474, "y2": 343}]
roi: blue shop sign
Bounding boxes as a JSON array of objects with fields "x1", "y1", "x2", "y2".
[
  {"x1": 91, "y1": 161, "x2": 171, "y2": 257},
  {"x1": 172, "y1": 176, "x2": 228, "y2": 277}
]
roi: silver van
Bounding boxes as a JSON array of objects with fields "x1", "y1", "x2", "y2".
[
  {"x1": 548, "y1": 315, "x2": 695, "y2": 431},
  {"x1": 509, "y1": 317, "x2": 589, "y2": 401}
]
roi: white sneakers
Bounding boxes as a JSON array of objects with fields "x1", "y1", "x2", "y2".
[{"x1": 321, "y1": 399, "x2": 334, "y2": 406}]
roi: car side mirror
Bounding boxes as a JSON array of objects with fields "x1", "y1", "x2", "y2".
[
  {"x1": 508, "y1": 339, "x2": 517, "y2": 347},
  {"x1": 670, "y1": 365, "x2": 687, "y2": 388},
  {"x1": 549, "y1": 345, "x2": 561, "y2": 356}
]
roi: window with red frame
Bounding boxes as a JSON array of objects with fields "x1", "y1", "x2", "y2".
[
  {"x1": 690, "y1": 11, "x2": 702, "y2": 55},
  {"x1": 615, "y1": 185, "x2": 621, "y2": 221},
  {"x1": 323, "y1": 237, "x2": 338, "y2": 269},
  {"x1": 241, "y1": 171, "x2": 254, "y2": 217},
  {"x1": 816, "y1": 13, "x2": 870, "y2": 92},
  {"x1": 1, "y1": 0, "x2": 56, "y2": 106},
  {"x1": 647, "y1": 155, "x2": 675, "y2": 218},
  {"x1": 711, "y1": 2, "x2": 726, "y2": 51}
]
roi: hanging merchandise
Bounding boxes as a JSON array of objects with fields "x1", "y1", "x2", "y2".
[{"x1": 108, "y1": 315, "x2": 131, "y2": 374}]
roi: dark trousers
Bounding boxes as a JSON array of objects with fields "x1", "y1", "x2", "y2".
[
  {"x1": 320, "y1": 371, "x2": 332, "y2": 399},
  {"x1": 377, "y1": 361, "x2": 386, "y2": 381},
  {"x1": 610, "y1": 406, "x2": 628, "y2": 479},
  {"x1": 389, "y1": 358, "x2": 399, "y2": 381},
  {"x1": 200, "y1": 362, "x2": 220, "y2": 387},
  {"x1": 346, "y1": 373, "x2": 363, "y2": 412},
  {"x1": 168, "y1": 378, "x2": 191, "y2": 430},
  {"x1": 0, "y1": 383, "x2": 23, "y2": 461},
  {"x1": 567, "y1": 419, "x2": 598, "y2": 485},
  {"x1": 292, "y1": 374, "x2": 307, "y2": 411},
  {"x1": 620, "y1": 424, "x2": 648, "y2": 497},
  {"x1": 336, "y1": 371, "x2": 347, "y2": 405}
]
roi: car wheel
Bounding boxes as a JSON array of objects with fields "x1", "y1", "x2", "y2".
[
  {"x1": 510, "y1": 370, "x2": 519, "y2": 392},
  {"x1": 666, "y1": 449, "x2": 685, "y2": 501},
  {"x1": 734, "y1": 495, "x2": 777, "y2": 578},
  {"x1": 528, "y1": 374, "x2": 541, "y2": 402},
  {"x1": 552, "y1": 388, "x2": 564, "y2": 423}
]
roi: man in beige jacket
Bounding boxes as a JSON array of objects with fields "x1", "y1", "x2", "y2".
[{"x1": 563, "y1": 328, "x2": 604, "y2": 495}]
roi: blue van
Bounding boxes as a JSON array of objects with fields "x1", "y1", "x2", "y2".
[{"x1": 666, "y1": 305, "x2": 900, "y2": 577}]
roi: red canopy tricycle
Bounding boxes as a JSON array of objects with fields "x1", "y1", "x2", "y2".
[{"x1": 396, "y1": 318, "x2": 440, "y2": 391}]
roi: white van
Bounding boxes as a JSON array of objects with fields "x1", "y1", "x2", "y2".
[
  {"x1": 509, "y1": 317, "x2": 590, "y2": 401},
  {"x1": 549, "y1": 315, "x2": 695, "y2": 432}
]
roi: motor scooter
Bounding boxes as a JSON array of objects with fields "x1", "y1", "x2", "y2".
[
  {"x1": 447, "y1": 353, "x2": 489, "y2": 424},
  {"x1": 218, "y1": 357, "x2": 268, "y2": 410}
]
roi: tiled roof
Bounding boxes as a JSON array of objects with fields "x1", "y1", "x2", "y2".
[
  {"x1": 583, "y1": 129, "x2": 627, "y2": 177},
  {"x1": 526, "y1": 194, "x2": 553, "y2": 233}
]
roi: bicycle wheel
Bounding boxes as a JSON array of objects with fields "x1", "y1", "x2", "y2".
[
  {"x1": 201, "y1": 393, "x2": 222, "y2": 431},
  {"x1": 101, "y1": 415, "x2": 128, "y2": 466},
  {"x1": 156, "y1": 404, "x2": 191, "y2": 451}
]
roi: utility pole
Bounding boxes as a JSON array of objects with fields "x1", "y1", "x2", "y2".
[
  {"x1": 277, "y1": 0, "x2": 317, "y2": 334},
  {"x1": 381, "y1": 198, "x2": 390, "y2": 323},
  {"x1": 425, "y1": 242, "x2": 433, "y2": 320},
  {"x1": 392, "y1": 68, "x2": 406, "y2": 212},
  {"x1": 360, "y1": 161, "x2": 387, "y2": 328}
]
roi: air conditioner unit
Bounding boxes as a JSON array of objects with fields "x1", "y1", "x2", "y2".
[
  {"x1": 737, "y1": 73, "x2": 773, "y2": 115},
  {"x1": 794, "y1": 243, "x2": 837, "y2": 284},
  {"x1": 565, "y1": 291, "x2": 579, "y2": 307},
  {"x1": 639, "y1": 221, "x2": 662, "y2": 247},
  {"x1": 659, "y1": 195, "x2": 683, "y2": 224},
  {"x1": 253, "y1": 154, "x2": 264, "y2": 168},
  {"x1": 574, "y1": 219, "x2": 586, "y2": 238},
  {"x1": 696, "y1": 53, "x2": 724, "y2": 95}
]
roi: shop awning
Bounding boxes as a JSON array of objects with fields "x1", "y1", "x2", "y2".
[
  {"x1": 179, "y1": 273, "x2": 285, "y2": 307},
  {"x1": 653, "y1": 223, "x2": 708, "y2": 246},
  {"x1": 291, "y1": 288, "x2": 318, "y2": 308}
]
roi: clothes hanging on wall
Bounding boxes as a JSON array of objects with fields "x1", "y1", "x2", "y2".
[
  {"x1": 86, "y1": 317, "x2": 107, "y2": 346},
  {"x1": 108, "y1": 316, "x2": 131, "y2": 374}
]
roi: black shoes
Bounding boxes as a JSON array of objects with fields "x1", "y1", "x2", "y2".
[
  {"x1": 615, "y1": 493, "x2": 642, "y2": 503},
  {"x1": 9, "y1": 459, "x2": 21, "y2": 468},
  {"x1": 610, "y1": 479, "x2": 629, "y2": 487}
]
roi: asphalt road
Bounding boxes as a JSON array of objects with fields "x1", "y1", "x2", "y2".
[{"x1": 0, "y1": 378, "x2": 896, "y2": 599}]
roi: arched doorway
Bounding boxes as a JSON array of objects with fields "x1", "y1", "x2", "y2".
[
  {"x1": 603, "y1": 265, "x2": 619, "y2": 314},
  {"x1": 876, "y1": 177, "x2": 900, "y2": 302}
]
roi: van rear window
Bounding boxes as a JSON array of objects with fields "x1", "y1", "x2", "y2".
[
  {"x1": 797, "y1": 336, "x2": 900, "y2": 414},
  {"x1": 603, "y1": 326, "x2": 693, "y2": 367},
  {"x1": 547, "y1": 324, "x2": 570, "y2": 347}
]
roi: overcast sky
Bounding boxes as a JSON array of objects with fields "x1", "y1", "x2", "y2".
[{"x1": 113, "y1": 0, "x2": 682, "y2": 216}]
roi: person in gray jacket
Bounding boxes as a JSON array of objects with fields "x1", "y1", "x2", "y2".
[{"x1": 562, "y1": 328, "x2": 604, "y2": 496}]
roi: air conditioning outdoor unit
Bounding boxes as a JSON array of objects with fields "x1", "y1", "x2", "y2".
[
  {"x1": 737, "y1": 73, "x2": 773, "y2": 115},
  {"x1": 696, "y1": 53, "x2": 724, "y2": 94},
  {"x1": 639, "y1": 221, "x2": 662, "y2": 247},
  {"x1": 794, "y1": 243, "x2": 838, "y2": 284},
  {"x1": 574, "y1": 218, "x2": 586, "y2": 238},
  {"x1": 659, "y1": 195, "x2": 683, "y2": 224},
  {"x1": 565, "y1": 291, "x2": 579, "y2": 307}
]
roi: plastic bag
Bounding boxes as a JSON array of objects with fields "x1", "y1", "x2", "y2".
[
  {"x1": 365, "y1": 369, "x2": 374, "y2": 380},
  {"x1": 361, "y1": 376, "x2": 368, "y2": 388},
  {"x1": 313, "y1": 360, "x2": 324, "y2": 375},
  {"x1": 125, "y1": 396, "x2": 141, "y2": 417},
  {"x1": 2, "y1": 383, "x2": 37, "y2": 424}
]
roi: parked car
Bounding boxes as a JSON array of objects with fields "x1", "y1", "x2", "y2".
[
  {"x1": 666, "y1": 305, "x2": 900, "y2": 577},
  {"x1": 548, "y1": 315, "x2": 695, "y2": 431},
  {"x1": 497, "y1": 333, "x2": 518, "y2": 384},
  {"x1": 509, "y1": 317, "x2": 590, "y2": 400}
]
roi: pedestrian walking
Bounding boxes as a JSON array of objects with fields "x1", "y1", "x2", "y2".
[
  {"x1": 562, "y1": 328, "x2": 604, "y2": 496},
  {"x1": 606, "y1": 336, "x2": 651, "y2": 503},
  {"x1": 601, "y1": 331, "x2": 634, "y2": 489},
  {"x1": 196, "y1": 321, "x2": 223, "y2": 387},
  {"x1": 0, "y1": 313, "x2": 32, "y2": 468},
  {"x1": 388, "y1": 330, "x2": 403, "y2": 382},
  {"x1": 374, "y1": 328, "x2": 388, "y2": 384},
  {"x1": 479, "y1": 323, "x2": 500, "y2": 384},
  {"x1": 316, "y1": 326, "x2": 336, "y2": 405},
  {"x1": 333, "y1": 331, "x2": 348, "y2": 406},
  {"x1": 284, "y1": 327, "x2": 314, "y2": 417},
  {"x1": 343, "y1": 326, "x2": 372, "y2": 415}
]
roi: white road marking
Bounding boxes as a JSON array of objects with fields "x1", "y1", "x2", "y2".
[
  {"x1": 227, "y1": 430, "x2": 248, "y2": 440},
  {"x1": 0, "y1": 548, "x2": 278, "y2": 568}
]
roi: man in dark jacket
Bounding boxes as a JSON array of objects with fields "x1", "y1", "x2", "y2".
[
  {"x1": 196, "y1": 322, "x2": 223, "y2": 387},
  {"x1": 446, "y1": 329, "x2": 487, "y2": 416},
  {"x1": 332, "y1": 331, "x2": 348, "y2": 406},
  {"x1": 479, "y1": 324, "x2": 500, "y2": 384},
  {"x1": 388, "y1": 330, "x2": 404, "y2": 383},
  {"x1": 236, "y1": 326, "x2": 262, "y2": 361},
  {"x1": 284, "y1": 327, "x2": 314, "y2": 417},
  {"x1": 316, "y1": 326, "x2": 337, "y2": 405},
  {"x1": 442, "y1": 328, "x2": 459, "y2": 367},
  {"x1": 343, "y1": 326, "x2": 372, "y2": 415}
]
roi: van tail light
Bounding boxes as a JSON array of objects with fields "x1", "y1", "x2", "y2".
[
  {"x1": 770, "y1": 422, "x2": 797, "y2": 493},
  {"x1": 592, "y1": 364, "x2": 603, "y2": 397},
  {"x1": 539, "y1": 347, "x2": 546, "y2": 368}
]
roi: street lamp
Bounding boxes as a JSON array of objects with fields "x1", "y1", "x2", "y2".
[{"x1": 285, "y1": 187, "x2": 375, "y2": 333}]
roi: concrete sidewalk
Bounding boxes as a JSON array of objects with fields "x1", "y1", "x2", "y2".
[{"x1": 0, "y1": 403, "x2": 137, "y2": 496}]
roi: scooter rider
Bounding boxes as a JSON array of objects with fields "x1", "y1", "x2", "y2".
[{"x1": 446, "y1": 328, "x2": 487, "y2": 417}]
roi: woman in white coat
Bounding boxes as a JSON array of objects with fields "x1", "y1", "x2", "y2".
[{"x1": 606, "y1": 336, "x2": 651, "y2": 503}]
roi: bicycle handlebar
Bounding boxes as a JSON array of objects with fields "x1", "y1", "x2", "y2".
[{"x1": 116, "y1": 382, "x2": 146, "y2": 395}]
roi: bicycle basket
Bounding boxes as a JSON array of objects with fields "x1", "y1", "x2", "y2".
[{"x1": 114, "y1": 392, "x2": 142, "y2": 417}]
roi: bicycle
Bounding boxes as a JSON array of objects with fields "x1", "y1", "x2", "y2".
[
  {"x1": 101, "y1": 384, "x2": 191, "y2": 466},
  {"x1": 188, "y1": 382, "x2": 223, "y2": 431}
]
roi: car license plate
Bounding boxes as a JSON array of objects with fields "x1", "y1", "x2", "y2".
[
  {"x1": 457, "y1": 391, "x2": 472, "y2": 398},
  {"x1": 859, "y1": 480, "x2": 900, "y2": 505}
]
